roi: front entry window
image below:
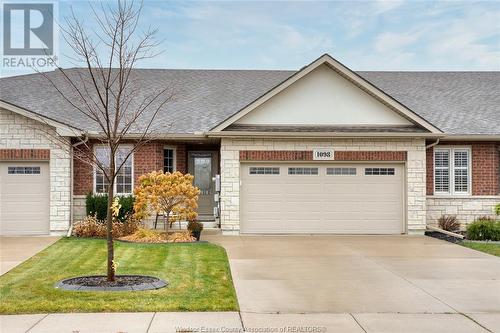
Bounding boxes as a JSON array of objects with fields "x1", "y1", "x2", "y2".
[
  {"x1": 189, "y1": 151, "x2": 217, "y2": 216},
  {"x1": 193, "y1": 155, "x2": 212, "y2": 195}
]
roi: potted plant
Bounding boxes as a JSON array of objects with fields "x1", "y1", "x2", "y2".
[{"x1": 187, "y1": 220, "x2": 204, "y2": 241}]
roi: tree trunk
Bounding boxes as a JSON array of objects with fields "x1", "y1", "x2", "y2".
[
  {"x1": 106, "y1": 155, "x2": 116, "y2": 282},
  {"x1": 165, "y1": 211, "x2": 170, "y2": 233}
]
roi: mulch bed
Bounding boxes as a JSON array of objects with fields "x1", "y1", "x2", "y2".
[
  {"x1": 55, "y1": 275, "x2": 167, "y2": 291},
  {"x1": 116, "y1": 239, "x2": 208, "y2": 244},
  {"x1": 425, "y1": 231, "x2": 464, "y2": 244}
]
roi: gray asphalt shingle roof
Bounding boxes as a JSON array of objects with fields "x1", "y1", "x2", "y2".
[{"x1": 0, "y1": 69, "x2": 498, "y2": 135}]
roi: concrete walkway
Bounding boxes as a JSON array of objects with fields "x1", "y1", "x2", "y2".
[
  {"x1": 0, "y1": 236, "x2": 60, "y2": 275},
  {"x1": 1, "y1": 311, "x2": 499, "y2": 332}
]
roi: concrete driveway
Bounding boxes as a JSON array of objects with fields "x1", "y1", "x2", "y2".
[
  {"x1": 207, "y1": 235, "x2": 500, "y2": 331},
  {"x1": 0, "y1": 236, "x2": 60, "y2": 275},
  {"x1": 1, "y1": 235, "x2": 499, "y2": 332}
]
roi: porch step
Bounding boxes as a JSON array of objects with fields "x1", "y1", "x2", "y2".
[
  {"x1": 151, "y1": 219, "x2": 219, "y2": 230},
  {"x1": 197, "y1": 215, "x2": 217, "y2": 222}
]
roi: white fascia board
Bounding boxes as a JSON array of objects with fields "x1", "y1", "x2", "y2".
[
  {"x1": 439, "y1": 135, "x2": 500, "y2": 141},
  {"x1": 85, "y1": 132, "x2": 208, "y2": 140},
  {"x1": 207, "y1": 131, "x2": 445, "y2": 138},
  {"x1": 210, "y1": 54, "x2": 443, "y2": 134},
  {"x1": 0, "y1": 100, "x2": 83, "y2": 137}
]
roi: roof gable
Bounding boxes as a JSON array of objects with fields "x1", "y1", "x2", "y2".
[
  {"x1": 234, "y1": 64, "x2": 412, "y2": 127},
  {"x1": 211, "y1": 54, "x2": 442, "y2": 134}
]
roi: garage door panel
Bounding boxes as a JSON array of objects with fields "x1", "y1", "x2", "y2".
[
  {"x1": 245, "y1": 185, "x2": 283, "y2": 194},
  {"x1": 283, "y1": 185, "x2": 322, "y2": 193},
  {"x1": 241, "y1": 163, "x2": 404, "y2": 234},
  {"x1": 0, "y1": 162, "x2": 50, "y2": 235},
  {"x1": 246, "y1": 202, "x2": 281, "y2": 211}
]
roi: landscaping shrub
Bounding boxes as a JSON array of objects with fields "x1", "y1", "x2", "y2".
[
  {"x1": 73, "y1": 215, "x2": 140, "y2": 238},
  {"x1": 187, "y1": 220, "x2": 204, "y2": 232},
  {"x1": 437, "y1": 215, "x2": 460, "y2": 232},
  {"x1": 85, "y1": 193, "x2": 108, "y2": 220},
  {"x1": 466, "y1": 218, "x2": 500, "y2": 241},
  {"x1": 85, "y1": 193, "x2": 134, "y2": 222},
  {"x1": 495, "y1": 203, "x2": 500, "y2": 216}
]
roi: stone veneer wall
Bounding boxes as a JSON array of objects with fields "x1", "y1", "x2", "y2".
[
  {"x1": 220, "y1": 137, "x2": 427, "y2": 234},
  {"x1": 0, "y1": 108, "x2": 72, "y2": 233},
  {"x1": 426, "y1": 196, "x2": 500, "y2": 227}
]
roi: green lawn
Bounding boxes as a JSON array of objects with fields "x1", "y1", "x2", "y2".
[
  {"x1": 460, "y1": 241, "x2": 500, "y2": 257},
  {"x1": 0, "y1": 238, "x2": 238, "y2": 314}
]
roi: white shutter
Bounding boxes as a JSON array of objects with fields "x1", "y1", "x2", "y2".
[
  {"x1": 434, "y1": 147, "x2": 471, "y2": 195},
  {"x1": 434, "y1": 149, "x2": 450, "y2": 194}
]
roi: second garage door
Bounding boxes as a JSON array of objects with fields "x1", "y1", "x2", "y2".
[
  {"x1": 240, "y1": 163, "x2": 404, "y2": 234},
  {"x1": 0, "y1": 162, "x2": 50, "y2": 235}
]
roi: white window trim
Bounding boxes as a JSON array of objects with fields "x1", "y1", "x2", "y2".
[
  {"x1": 434, "y1": 147, "x2": 471, "y2": 196},
  {"x1": 93, "y1": 145, "x2": 134, "y2": 196},
  {"x1": 287, "y1": 167, "x2": 319, "y2": 175},
  {"x1": 163, "y1": 146, "x2": 177, "y2": 173}
]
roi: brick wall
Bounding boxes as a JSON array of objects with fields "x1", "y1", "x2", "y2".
[
  {"x1": 471, "y1": 142, "x2": 499, "y2": 195},
  {"x1": 0, "y1": 108, "x2": 72, "y2": 233},
  {"x1": 73, "y1": 143, "x2": 93, "y2": 195},
  {"x1": 240, "y1": 150, "x2": 407, "y2": 161},
  {"x1": 0, "y1": 149, "x2": 50, "y2": 160},
  {"x1": 426, "y1": 147, "x2": 434, "y2": 195},
  {"x1": 176, "y1": 144, "x2": 187, "y2": 173},
  {"x1": 426, "y1": 142, "x2": 500, "y2": 196},
  {"x1": 73, "y1": 141, "x2": 188, "y2": 196},
  {"x1": 134, "y1": 142, "x2": 164, "y2": 183}
]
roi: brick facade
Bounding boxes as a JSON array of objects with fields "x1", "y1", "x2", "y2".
[
  {"x1": 134, "y1": 142, "x2": 164, "y2": 183},
  {"x1": 471, "y1": 143, "x2": 500, "y2": 195},
  {"x1": 426, "y1": 147, "x2": 434, "y2": 195},
  {"x1": 0, "y1": 149, "x2": 50, "y2": 160},
  {"x1": 239, "y1": 150, "x2": 407, "y2": 161},
  {"x1": 0, "y1": 108, "x2": 71, "y2": 233},
  {"x1": 426, "y1": 142, "x2": 500, "y2": 196},
  {"x1": 73, "y1": 143, "x2": 93, "y2": 195},
  {"x1": 73, "y1": 141, "x2": 189, "y2": 196}
]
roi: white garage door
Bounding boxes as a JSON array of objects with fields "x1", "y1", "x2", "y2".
[
  {"x1": 0, "y1": 162, "x2": 50, "y2": 235},
  {"x1": 241, "y1": 163, "x2": 404, "y2": 234}
]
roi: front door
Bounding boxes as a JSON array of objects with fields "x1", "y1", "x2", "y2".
[{"x1": 188, "y1": 152, "x2": 218, "y2": 216}]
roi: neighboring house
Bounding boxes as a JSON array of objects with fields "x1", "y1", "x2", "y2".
[{"x1": 0, "y1": 54, "x2": 498, "y2": 236}]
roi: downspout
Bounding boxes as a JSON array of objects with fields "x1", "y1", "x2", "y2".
[
  {"x1": 67, "y1": 134, "x2": 89, "y2": 237},
  {"x1": 424, "y1": 138, "x2": 440, "y2": 232},
  {"x1": 426, "y1": 138, "x2": 440, "y2": 149}
]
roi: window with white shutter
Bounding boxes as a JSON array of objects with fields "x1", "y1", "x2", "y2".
[
  {"x1": 453, "y1": 149, "x2": 470, "y2": 194},
  {"x1": 434, "y1": 148, "x2": 470, "y2": 195}
]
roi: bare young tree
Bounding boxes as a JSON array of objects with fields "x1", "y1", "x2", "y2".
[{"x1": 40, "y1": 0, "x2": 173, "y2": 281}]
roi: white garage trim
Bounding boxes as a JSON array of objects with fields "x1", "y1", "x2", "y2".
[{"x1": 240, "y1": 161, "x2": 406, "y2": 234}]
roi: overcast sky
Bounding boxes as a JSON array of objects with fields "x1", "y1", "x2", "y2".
[{"x1": 2, "y1": 0, "x2": 500, "y2": 77}]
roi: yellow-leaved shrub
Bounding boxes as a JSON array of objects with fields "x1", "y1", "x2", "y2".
[{"x1": 133, "y1": 171, "x2": 200, "y2": 229}]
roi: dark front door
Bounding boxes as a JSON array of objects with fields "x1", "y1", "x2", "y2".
[{"x1": 188, "y1": 151, "x2": 218, "y2": 217}]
